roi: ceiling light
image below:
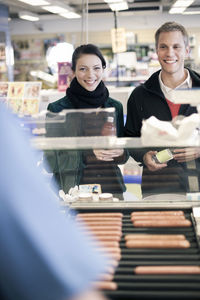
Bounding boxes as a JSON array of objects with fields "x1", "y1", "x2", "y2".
[
  {"x1": 183, "y1": 10, "x2": 200, "y2": 14},
  {"x1": 41, "y1": 5, "x2": 70, "y2": 14},
  {"x1": 60, "y1": 12, "x2": 81, "y2": 19},
  {"x1": 17, "y1": 0, "x2": 50, "y2": 5},
  {"x1": 172, "y1": 0, "x2": 194, "y2": 8},
  {"x1": 109, "y1": 1, "x2": 128, "y2": 11},
  {"x1": 18, "y1": 11, "x2": 39, "y2": 21},
  {"x1": 169, "y1": 7, "x2": 186, "y2": 14},
  {"x1": 169, "y1": 0, "x2": 194, "y2": 14}
]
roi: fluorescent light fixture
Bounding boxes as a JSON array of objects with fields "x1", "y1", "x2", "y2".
[
  {"x1": 183, "y1": 10, "x2": 200, "y2": 14},
  {"x1": 169, "y1": 7, "x2": 186, "y2": 14},
  {"x1": 41, "y1": 5, "x2": 69, "y2": 14},
  {"x1": 17, "y1": 0, "x2": 50, "y2": 5},
  {"x1": 18, "y1": 11, "x2": 39, "y2": 21},
  {"x1": 172, "y1": 0, "x2": 194, "y2": 8},
  {"x1": 109, "y1": 1, "x2": 128, "y2": 11},
  {"x1": 169, "y1": 0, "x2": 194, "y2": 14},
  {"x1": 60, "y1": 12, "x2": 81, "y2": 19}
]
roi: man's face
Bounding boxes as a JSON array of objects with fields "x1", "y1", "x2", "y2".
[{"x1": 156, "y1": 31, "x2": 189, "y2": 77}]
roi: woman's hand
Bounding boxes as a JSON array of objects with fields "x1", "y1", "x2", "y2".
[
  {"x1": 93, "y1": 149, "x2": 124, "y2": 161},
  {"x1": 173, "y1": 148, "x2": 200, "y2": 163},
  {"x1": 143, "y1": 151, "x2": 167, "y2": 171}
]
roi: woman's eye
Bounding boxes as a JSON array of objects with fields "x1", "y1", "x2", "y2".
[{"x1": 79, "y1": 67, "x2": 86, "y2": 71}]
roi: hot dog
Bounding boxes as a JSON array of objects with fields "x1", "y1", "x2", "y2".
[
  {"x1": 95, "y1": 235, "x2": 121, "y2": 242},
  {"x1": 77, "y1": 212, "x2": 123, "y2": 218},
  {"x1": 95, "y1": 247, "x2": 121, "y2": 255},
  {"x1": 134, "y1": 265, "x2": 200, "y2": 275},
  {"x1": 76, "y1": 216, "x2": 122, "y2": 222},
  {"x1": 125, "y1": 234, "x2": 186, "y2": 241},
  {"x1": 131, "y1": 210, "x2": 184, "y2": 216},
  {"x1": 87, "y1": 230, "x2": 122, "y2": 237},
  {"x1": 98, "y1": 251, "x2": 121, "y2": 261},
  {"x1": 131, "y1": 215, "x2": 186, "y2": 221},
  {"x1": 126, "y1": 239, "x2": 190, "y2": 248},
  {"x1": 99, "y1": 273, "x2": 114, "y2": 281},
  {"x1": 132, "y1": 219, "x2": 191, "y2": 227},
  {"x1": 77, "y1": 225, "x2": 122, "y2": 232},
  {"x1": 77, "y1": 220, "x2": 122, "y2": 226},
  {"x1": 92, "y1": 241, "x2": 120, "y2": 248},
  {"x1": 93, "y1": 281, "x2": 117, "y2": 290}
]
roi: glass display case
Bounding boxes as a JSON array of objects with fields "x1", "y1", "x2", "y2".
[
  {"x1": 25, "y1": 107, "x2": 200, "y2": 207},
  {"x1": 21, "y1": 107, "x2": 200, "y2": 299}
]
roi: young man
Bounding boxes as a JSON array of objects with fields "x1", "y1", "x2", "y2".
[{"x1": 124, "y1": 22, "x2": 200, "y2": 196}]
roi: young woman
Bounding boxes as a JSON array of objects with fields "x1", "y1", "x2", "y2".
[{"x1": 46, "y1": 44, "x2": 126, "y2": 199}]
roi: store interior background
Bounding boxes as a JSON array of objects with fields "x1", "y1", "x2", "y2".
[
  {"x1": 0, "y1": 1, "x2": 200, "y2": 113},
  {"x1": 1, "y1": 0, "x2": 200, "y2": 200}
]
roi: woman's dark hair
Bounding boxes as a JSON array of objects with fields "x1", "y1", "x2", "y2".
[{"x1": 72, "y1": 44, "x2": 106, "y2": 71}]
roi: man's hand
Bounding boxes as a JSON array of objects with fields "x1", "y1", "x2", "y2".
[
  {"x1": 173, "y1": 148, "x2": 200, "y2": 163},
  {"x1": 93, "y1": 149, "x2": 124, "y2": 161},
  {"x1": 143, "y1": 151, "x2": 167, "y2": 171}
]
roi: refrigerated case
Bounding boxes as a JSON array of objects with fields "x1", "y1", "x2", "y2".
[
  {"x1": 0, "y1": 4, "x2": 14, "y2": 82},
  {"x1": 24, "y1": 108, "x2": 200, "y2": 299}
]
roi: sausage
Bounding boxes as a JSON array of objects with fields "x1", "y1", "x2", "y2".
[
  {"x1": 77, "y1": 220, "x2": 122, "y2": 226},
  {"x1": 131, "y1": 210, "x2": 184, "y2": 216},
  {"x1": 96, "y1": 235, "x2": 121, "y2": 242},
  {"x1": 131, "y1": 215, "x2": 186, "y2": 221},
  {"x1": 76, "y1": 216, "x2": 122, "y2": 222},
  {"x1": 98, "y1": 251, "x2": 121, "y2": 261},
  {"x1": 78, "y1": 225, "x2": 122, "y2": 232},
  {"x1": 99, "y1": 273, "x2": 114, "y2": 281},
  {"x1": 77, "y1": 212, "x2": 123, "y2": 218},
  {"x1": 107, "y1": 259, "x2": 119, "y2": 268},
  {"x1": 126, "y1": 239, "x2": 190, "y2": 248},
  {"x1": 132, "y1": 219, "x2": 192, "y2": 227},
  {"x1": 93, "y1": 281, "x2": 117, "y2": 290},
  {"x1": 88, "y1": 231, "x2": 122, "y2": 237},
  {"x1": 90, "y1": 241, "x2": 120, "y2": 248},
  {"x1": 95, "y1": 247, "x2": 121, "y2": 255},
  {"x1": 134, "y1": 265, "x2": 200, "y2": 275},
  {"x1": 125, "y1": 234, "x2": 186, "y2": 241}
]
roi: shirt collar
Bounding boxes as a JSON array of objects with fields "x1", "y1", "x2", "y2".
[{"x1": 159, "y1": 69, "x2": 192, "y2": 102}]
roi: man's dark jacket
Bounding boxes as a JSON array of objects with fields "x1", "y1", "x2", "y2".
[{"x1": 124, "y1": 68, "x2": 200, "y2": 195}]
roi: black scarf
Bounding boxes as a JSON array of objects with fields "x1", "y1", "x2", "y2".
[{"x1": 66, "y1": 77, "x2": 109, "y2": 108}]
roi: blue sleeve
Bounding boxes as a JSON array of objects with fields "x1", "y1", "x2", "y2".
[{"x1": 0, "y1": 104, "x2": 107, "y2": 300}]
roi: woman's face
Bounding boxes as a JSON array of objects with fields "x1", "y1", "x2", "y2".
[{"x1": 75, "y1": 54, "x2": 104, "y2": 91}]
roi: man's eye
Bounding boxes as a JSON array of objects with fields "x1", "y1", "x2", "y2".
[
  {"x1": 80, "y1": 68, "x2": 86, "y2": 71},
  {"x1": 94, "y1": 67, "x2": 101, "y2": 70}
]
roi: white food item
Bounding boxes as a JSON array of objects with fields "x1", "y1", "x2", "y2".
[
  {"x1": 99, "y1": 193, "x2": 113, "y2": 201},
  {"x1": 78, "y1": 193, "x2": 93, "y2": 201}
]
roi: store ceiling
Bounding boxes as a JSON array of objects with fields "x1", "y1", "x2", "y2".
[{"x1": 1, "y1": 0, "x2": 200, "y2": 20}]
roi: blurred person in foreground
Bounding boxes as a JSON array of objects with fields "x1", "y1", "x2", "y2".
[
  {"x1": 0, "y1": 103, "x2": 109, "y2": 300},
  {"x1": 124, "y1": 21, "x2": 200, "y2": 196}
]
